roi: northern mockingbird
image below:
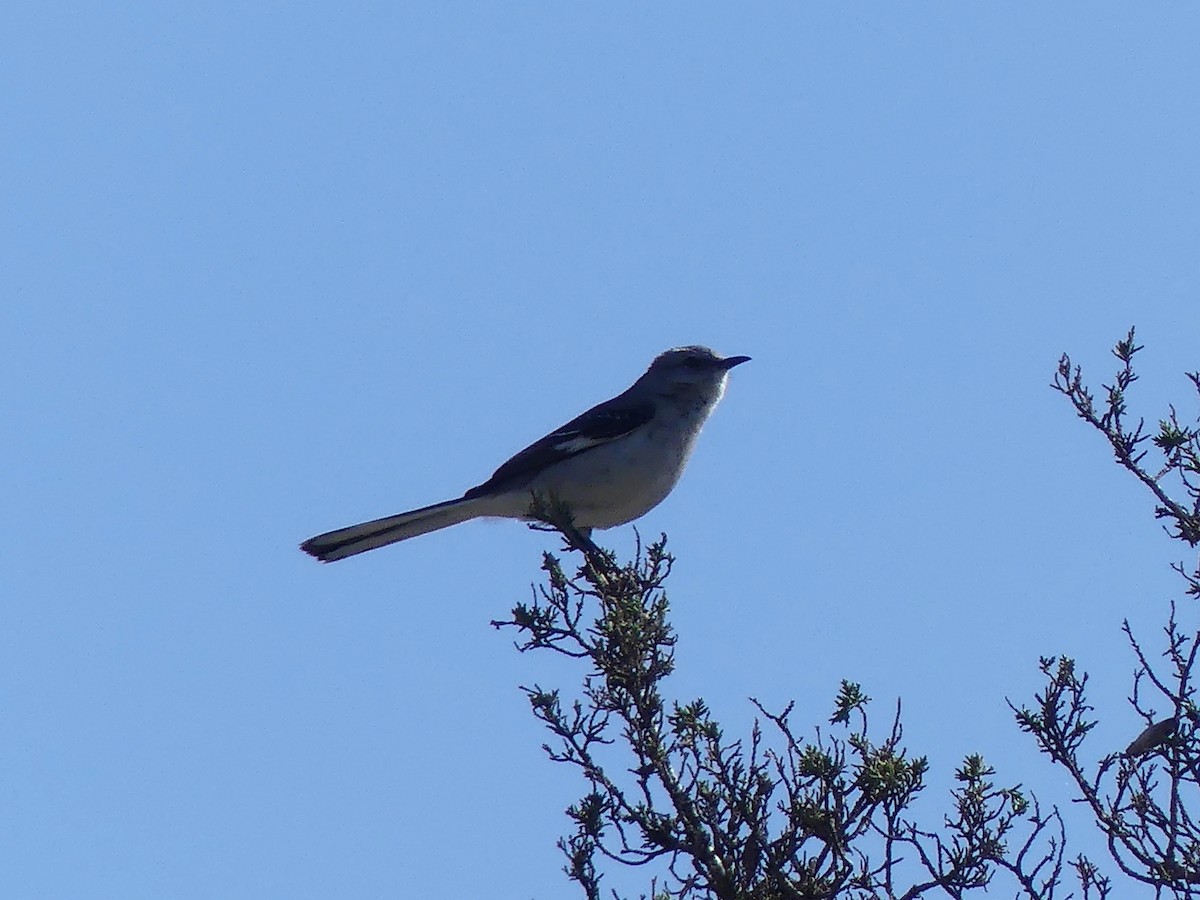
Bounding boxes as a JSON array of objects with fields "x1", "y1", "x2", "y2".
[{"x1": 300, "y1": 345, "x2": 750, "y2": 562}]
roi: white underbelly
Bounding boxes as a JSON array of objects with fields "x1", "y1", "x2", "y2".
[{"x1": 524, "y1": 423, "x2": 697, "y2": 529}]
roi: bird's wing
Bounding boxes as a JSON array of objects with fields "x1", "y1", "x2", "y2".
[{"x1": 463, "y1": 395, "x2": 655, "y2": 498}]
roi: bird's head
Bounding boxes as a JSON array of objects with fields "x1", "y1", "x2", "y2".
[{"x1": 640, "y1": 345, "x2": 751, "y2": 405}]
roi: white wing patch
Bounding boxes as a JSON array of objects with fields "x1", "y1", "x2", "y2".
[{"x1": 552, "y1": 433, "x2": 612, "y2": 453}]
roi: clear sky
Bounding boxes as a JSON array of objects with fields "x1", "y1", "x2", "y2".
[{"x1": 4, "y1": 4, "x2": 1199, "y2": 898}]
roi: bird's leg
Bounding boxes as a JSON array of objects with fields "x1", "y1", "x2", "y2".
[
  {"x1": 527, "y1": 493, "x2": 610, "y2": 576},
  {"x1": 560, "y1": 522, "x2": 600, "y2": 557}
]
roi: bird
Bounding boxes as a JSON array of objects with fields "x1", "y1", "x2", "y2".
[
  {"x1": 300, "y1": 345, "x2": 750, "y2": 562},
  {"x1": 1124, "y1": 716, "x2": 1179, "y2": 758}
]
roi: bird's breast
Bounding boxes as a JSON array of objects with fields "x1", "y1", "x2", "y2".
[{"x1": 526, "y1": 418, "x2": 703, "y2": 529}]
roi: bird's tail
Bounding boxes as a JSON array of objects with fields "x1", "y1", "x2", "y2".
[{"x1": 300, "y1": 496, "x2": 492, "y2": 562}]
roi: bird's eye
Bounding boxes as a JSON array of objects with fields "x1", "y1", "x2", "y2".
[{"x1": 684, "y1": 357, "x2": 706, "y2": 368}]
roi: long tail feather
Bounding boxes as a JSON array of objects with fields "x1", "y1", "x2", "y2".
[{"x1": 300, "y1": 497, "x2": 488, "y2": 562}]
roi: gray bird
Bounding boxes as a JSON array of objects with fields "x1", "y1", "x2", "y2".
[
  {"x1": 301, "y1": 345, "x2": 750, "y2": 562},
  {"x1": 1124, "y1": 717, "x2": 1179, "y2": 758}
]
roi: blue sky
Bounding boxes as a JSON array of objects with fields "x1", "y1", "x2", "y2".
[{"x1": 4, "y1": 4, "x2": 1199, "y2": 898}]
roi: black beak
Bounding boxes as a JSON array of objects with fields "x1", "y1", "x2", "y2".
[{"x1": 719, "y1": 355, "x2": 751, "y2": 370}]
